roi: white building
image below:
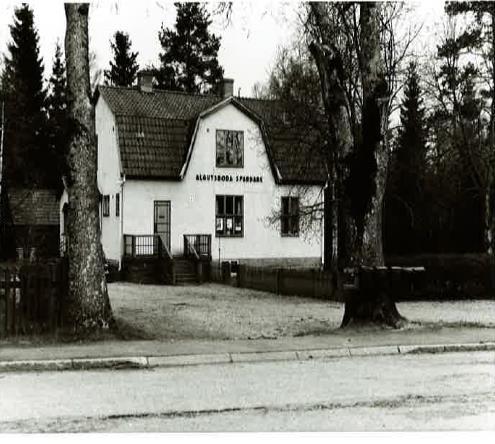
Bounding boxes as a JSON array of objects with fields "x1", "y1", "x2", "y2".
[{"x1": 61, "y1": 74, "x2": 326, "y2": 281}]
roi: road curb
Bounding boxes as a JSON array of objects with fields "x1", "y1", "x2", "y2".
[{"x1": 0, "y1": 341, "x2": 494, "y2": 373}]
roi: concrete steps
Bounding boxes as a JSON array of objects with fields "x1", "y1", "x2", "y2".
[{"x1": 174, "y1": 257, "x2": 198, "y2": 285}]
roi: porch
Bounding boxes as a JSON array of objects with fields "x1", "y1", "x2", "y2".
[{"x1": 122, "y1": 234, "x2": 212, "y2": 285}]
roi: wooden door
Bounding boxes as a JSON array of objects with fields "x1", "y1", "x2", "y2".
[{"x1": 154, "y1": 201, "x2": 171, "y2": 252}]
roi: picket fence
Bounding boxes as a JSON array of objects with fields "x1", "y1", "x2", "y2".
[{"x1": 0, "y1": 260, "x2": 68, "y2": 337}]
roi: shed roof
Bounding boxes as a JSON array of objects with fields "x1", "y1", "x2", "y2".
[{"x1": 7, "y1": 189, "x2": 60, "y2": 226}]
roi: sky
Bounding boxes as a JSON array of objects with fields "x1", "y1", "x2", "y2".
[{"x1": 0, "y1": 0, "x2": 447, "y2": 97}]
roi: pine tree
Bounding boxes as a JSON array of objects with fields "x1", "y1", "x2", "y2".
[
  {"x1": 1, "y1": 4, "x2": 51, "y2": 187},
  {"x1": 46, "y1": 42, "x2": 69, "y2": 187},
  {"x1": 384, "y1": 61, "x2": 427, "y2": 254},
  {"x1": 104, "y1": 31, "x2": 139, "y2": 87},
  {"x1": 158, "y1": 2, "x2": 224, "y2": 93}
]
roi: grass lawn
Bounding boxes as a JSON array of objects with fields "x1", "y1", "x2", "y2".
[{"x1": 109, "y1": 282, "x2": 495, "y2": 341}]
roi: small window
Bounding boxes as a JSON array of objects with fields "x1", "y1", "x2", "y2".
[
  {"x1": 281, "y1": 196, "x2": 299, "y2": 236},
  {"x1": 102, "y1": 195, "x2": 110, "y2": 217},
  {"x1": 216, "y1": 195, "x2": 243, "y2": 237},
  {"x1": 216, "y1": 130, "x2": 244, "y2": 167},
  {"x1": 115, "y1": 193, "x2": 120, "y2": 217}
]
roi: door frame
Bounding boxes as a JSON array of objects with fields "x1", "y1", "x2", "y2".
[{"x1": 153, "y1": 200, "x2": 171, "y2": 252}]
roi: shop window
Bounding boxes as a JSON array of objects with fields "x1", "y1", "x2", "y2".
[
  {"x1": 216, "y1": 195, "x2": 243, "y2": 237},
  {"x1": 102, "y1": 195, "x2": 110, "y2": 217},
  {"x1": 281, "y1": 196, "x2": 299, "y2": 236},
  {"x1": 115, "y1": 193, "x2": 120, "y2": 217},
  {"x1": 216, "y1": 130, "x2": 243, "y2": 167}
]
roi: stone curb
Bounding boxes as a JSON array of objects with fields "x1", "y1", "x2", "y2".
[{"x1": 0, "y1": 342, "x2": 494, "y2": 373}]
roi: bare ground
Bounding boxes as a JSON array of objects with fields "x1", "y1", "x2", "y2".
[{"x1": 109, "y1": 282, "x2": 495, "y2": 340}]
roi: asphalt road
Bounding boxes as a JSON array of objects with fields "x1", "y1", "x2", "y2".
[{"x1": 0, "y1": 351, "x2": 494, "y2": 432}]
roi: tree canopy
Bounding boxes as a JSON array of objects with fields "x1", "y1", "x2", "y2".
[
  {"x1": 384, "y1": 61, "x2": 427, "y2": 254},
  {"x1": 1, "y1": 3, "x2": 56, "y2": 187},
  {"x1": 157, "y1": 2, "x2": 224, "y2": 93},
  {"x1": 46, "y1": 42, "x2": 69, "y2": 188},
  {"x1": 104, "y1": 31, "x2": 139, "y2": 87}
]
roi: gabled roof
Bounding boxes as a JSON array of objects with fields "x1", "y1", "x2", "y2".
[
  {"x1": 97, "y1": 85, "x2": 327, "y2": 184},
  {"x1": 7, "y1": 188, "x2": 59, "y2": 226}
]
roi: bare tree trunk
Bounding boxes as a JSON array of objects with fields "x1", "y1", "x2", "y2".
[
  {"x1": 341, "y1": 2, "x2": 405, "y2": 328},
  {"x1": 489, "y1": 11, "x2": 495, "y2": 292},
  {"x1": 354, "y1": 1, "x2": 388, "y2": 266},
  {"x1": 63, "y1": 3, "x2": 112, "y2": 333},
  {"x1": 309, "y1": 2, "x2": 354, "y2": 280}
]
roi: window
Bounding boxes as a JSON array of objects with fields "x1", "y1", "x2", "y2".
[
  {"x1": 102, "y1": 195, "x2": 110, "y2": 217},
  {"x1": 216, "y1": 195, "x2": 243, "y2": 237},
  {"x1": 281, "y1": 196, "x2": 299, "y2": 236},
  {"x1": 115, "y1": 193, "x2": 120, "y2": 217},
  {"x1": 216, "y1": 130, "x2": 243, "y2": 167}
]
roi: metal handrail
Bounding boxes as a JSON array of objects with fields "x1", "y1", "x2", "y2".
[
  {"x1": 160, "y1": 237, "x2": 173, "y2": 262},
  {"x1": 124, "y1": 234, "x2": 166, "y2": 257},
  {"x1": 186, "y1": 238, "x2": 200, "y2": 261},
  {"x1": 183, "y1": 234, "x2": 211, "y2": 259}
]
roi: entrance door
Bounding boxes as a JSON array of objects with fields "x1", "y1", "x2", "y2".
[{"x1": 154, "y1": 201, "x2": 171, "y2": 252}]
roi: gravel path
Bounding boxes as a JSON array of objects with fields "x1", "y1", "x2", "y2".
[{"x1": 109, "y1": 283, "x2": 495, "y2": 340}]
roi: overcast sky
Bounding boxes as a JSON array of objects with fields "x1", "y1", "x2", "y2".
[{"x1": 0, "y1": 0, "x2": 446, "y2": 97}]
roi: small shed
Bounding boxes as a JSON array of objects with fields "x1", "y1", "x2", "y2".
[{"x1": 2, "y1": 188, "x2": 60, "y2": 260}]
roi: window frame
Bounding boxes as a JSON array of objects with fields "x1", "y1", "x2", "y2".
[
  {"x1": 102, "y1": 195, "x2": 110, "y2": 217},
  {"x1": 215, "y1": 195, "x2": 244, "y2": 238},
  {"x1": 281, "y1": 196, "x2": 300, "y2": 237},
  {"x1": 215, "y1": 129, "x2": 244, "y2": 168},
  {"x1": 115, "y1": 193, "x2": 120, "y2": 217}
]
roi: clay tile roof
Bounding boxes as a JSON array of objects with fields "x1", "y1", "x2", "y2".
[
  {"x1": 98, "y1": 85, "x2": 327, "y2": 184},
  {"x1": 7, "y1": 189, "x2": 60, "y2": 226}
]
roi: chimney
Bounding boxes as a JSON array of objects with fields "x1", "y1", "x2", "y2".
[
  {"x1": 221, "y1": 78, "x2": 234, "y2": 99},
  {"x1": 138, "y1": 70, "x2": 154, "y2": 93}
]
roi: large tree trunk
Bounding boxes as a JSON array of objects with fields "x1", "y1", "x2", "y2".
[
  {"x1": 63, "y1": 3, "x2": 112, "y2": 333},
  {"x1": 489, "y1": 11, "x2": 495, "y2": 292},
  {"x1": 341, "y1": 2, "x2": 405, "y2": 328}
]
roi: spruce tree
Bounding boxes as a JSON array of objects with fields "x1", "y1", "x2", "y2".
[
  {"x1": 158, "y1": 2, "x2": 224, "y2": 93},
  {"x1": 1, "y1": 4, "x2": 51, "y2": 187},
  {"x1": 104, "y1": 31, "x2": 139, "y2": 87},
  {"x1": 46, "y1": 42, "x2": 69, "y2": 187},
  {"x1": 384, "y1": 62, "x2": 427, "y2": 254}
]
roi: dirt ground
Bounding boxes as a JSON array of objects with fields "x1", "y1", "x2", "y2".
[{"x1": 109, "y1": 282, "x2": 495, "y2": 340}]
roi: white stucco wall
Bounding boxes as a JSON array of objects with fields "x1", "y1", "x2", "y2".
[
  {"x1": 120, "y1": 103, "x2": 323, "y2": 262},
  {"x1": 59, "y1": 188, "x2": 68, "y2": 245},
  {"x1": 96, "y1": 97, "x2": 123, "y2": 262}
]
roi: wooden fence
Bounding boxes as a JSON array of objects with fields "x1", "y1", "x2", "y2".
[
  {"x1": 0, "y1": 260, "x2": 68, "y2": 337},
  {"x1": 236, "y1": 264, "x2": 340, "y2": 301}
]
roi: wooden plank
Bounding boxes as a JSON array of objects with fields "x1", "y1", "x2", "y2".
[
  {"x1": 5, "y1": 269, "x2": 13, "y2": 335},
  {"x1": 0, "y1": 269, "x2": 6, "y2": 337}
]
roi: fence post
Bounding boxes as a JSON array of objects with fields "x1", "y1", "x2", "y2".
[
  {"x1": 237, "y1": 265, "x2": 244, "y2": 287},
  {"x1": 5, "y1": 268, "x2": 13, "y2": 335},
  {"x1": 0, "y1": 269, "x2": 5, "y2": 337},
  {"x1": 276, "y1": 268, "x2": 282, "y2": 294},
  {"x1": 59, "y1": 258, "x2": 69, "y2": 328}
]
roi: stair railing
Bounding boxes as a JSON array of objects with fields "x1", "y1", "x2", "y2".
[
  {"x1": 157, "y1": 236, "x2": 175, "y2": 285},
  {"x1": 184, "y1": 236, "x2": 203, "y2": 283}
]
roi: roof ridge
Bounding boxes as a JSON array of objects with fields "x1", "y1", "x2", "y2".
[
  {"x1": 99, "y1": 84, "x2": 280, "y2": 102},
  {"x1": 98, "y1": 83, "x2": 222, "y2": 99},
  {"x1": 237, "y1": 96, "x2": 278, "y2": 103},
  {"x1": 115, "y1": 113, "x2": 192, "y2": 122}
]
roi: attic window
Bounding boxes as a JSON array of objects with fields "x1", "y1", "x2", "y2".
[{"x1": 216, "y1": 130, "x2": 243, "y2": 168}]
